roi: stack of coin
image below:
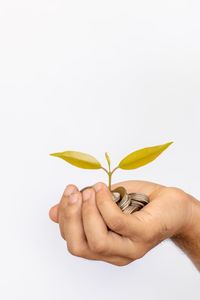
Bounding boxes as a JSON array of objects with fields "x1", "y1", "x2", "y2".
[
  {"x1": 80, "y1": 185, "x2": 150, "y2": 214},
  {"x1": 111, "y1": 187, "x2": 149, "y2": 214}
]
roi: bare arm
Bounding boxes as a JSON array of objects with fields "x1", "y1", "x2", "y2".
[{"x1": 171, "y1": 195, "x2": 200, "y2": 271}]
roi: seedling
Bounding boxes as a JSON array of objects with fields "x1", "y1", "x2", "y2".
[{"x1": 50, "y1": 142, "x2": 173, "y2": 191}]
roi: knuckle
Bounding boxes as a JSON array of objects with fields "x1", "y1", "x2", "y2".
[
  {"x1": 165, "y1": 186, "x2": 185, "y2": 198},
  {"x1": 133, "y1": 249, "x2": 146, "y2": 260},
  {"x1": 67, "y1": 243, "x2": 86, "y2": 257},
  {"x1": 129, "y1": 244, "x2": 147, "y2": 260},
  {"x1": 89, "y1": 239, "x2": 107, "y2": 254},
  {"x1": 164, "y1": 186, "x2": 190, "y2": 208},
  {"x1": 112, "y1": 258, "x2": 132, "y2": 267}
]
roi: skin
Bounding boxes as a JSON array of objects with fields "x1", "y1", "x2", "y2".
[{"x1": 49, "y1": 180, "x2": 200, "y2": 271}]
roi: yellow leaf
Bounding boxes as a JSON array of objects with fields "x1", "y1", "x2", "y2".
[
  {"x1": 118, "y1": 142, "x2": 173, "y2": 170},
  {"x1": 50, "y1": 150, "x2": 102, "y2": 169}
]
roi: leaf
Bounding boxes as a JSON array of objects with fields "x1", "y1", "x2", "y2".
[
  {"x1": 105, "y1": 152, "x2": 111, "y2": 168},
  {"x1": 50, "y1": 150, "x2": 102, "y2": 169},
  {"x1": 118, "y1": 142, "x2": 173, "y2": 170}
]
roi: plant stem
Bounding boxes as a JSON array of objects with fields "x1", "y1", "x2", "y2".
[
  {"x1": 101, "y1": 167, "x2": 111, "y2": 190},
  {"x1": 101, "y1": 167, "x2": 109, "y2": 175},
  {"x1": 108, "y1": 171, "x2": 112, "y2": 191},
  {"x1": 101, "y1": 166, "x2": 119, "y2": 191},
  {"x1": 111, "y1": 166, "x2": 119, "y2": 175},
  {"x1": 109, "y1": 166, "x2": 119, "y2": 190}
]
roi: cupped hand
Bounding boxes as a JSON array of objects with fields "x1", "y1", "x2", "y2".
[{"x1": 49, "y1": 180, "x2": 194, "y2": 266}]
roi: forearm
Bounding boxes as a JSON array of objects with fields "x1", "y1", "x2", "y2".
[{"x1": 171, "y1": 195, "x2": 200, "y2": 271}]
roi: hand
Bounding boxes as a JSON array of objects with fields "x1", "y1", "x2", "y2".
[{"x1": 49, "y1": 180, "x2": 199, "y2": 267}]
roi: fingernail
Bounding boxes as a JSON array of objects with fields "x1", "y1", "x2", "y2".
[
  {"x1": 93, "y1": 182, "x2": 103, "y2": 192},
  {"x1": 64, "y1": 185, "x2": 76, "y2": 196},
  {"x1": 83, "y1": 189, "x2": 92, "y2": 201},
  {"x1": 68, "y1": 193, "x2": 79, "y2": 204}
]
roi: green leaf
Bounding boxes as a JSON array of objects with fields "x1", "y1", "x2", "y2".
[
  {"x1": 105, "y1": 152, "x2": 111, "y2": 168},
  {"x1": 118, "y1": 142, "x2": 173, "y2": 170},
  {"x1": 50, "y1": 150, "x2": 102, "y2": 169}
]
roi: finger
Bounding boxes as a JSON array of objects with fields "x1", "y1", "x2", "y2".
[
  {"x1": 58, "y1": 184, "x2": 79, "y2": 239},
  {"x1": 81, "y1": 187, "x2": 139, "y2": 258},
  {"x1": 58, "y1": 185, "x2": 107, "y2": 259},
  {"x1": 61, "y1": 191, "x2": 90, "y2": 254},
  {"x1": 93, "y1": 182, "x2": 150, "y2": 237},
  {"x1": 81, "y1": 187, "x2": 109, "y2": 253},
  {"x1": 49, "y1": 184, "x2": 79, "y2": 224}
]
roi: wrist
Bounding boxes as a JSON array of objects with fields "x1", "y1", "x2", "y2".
[
  {"x1": 176, "y1": 194, "x2": 200, "y2": 237},
  {"x1": 171, "y1": 194, "x2": 200, "y2": 271}
]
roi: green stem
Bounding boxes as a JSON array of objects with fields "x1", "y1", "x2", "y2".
[
  {"x1": 109, "y1": 166, "x2": 119, "y2": 191},
  {"x1": 101, "y1": 167, "x2": 109, "y2": 175},
  {"x1": 101, "y1": 166, "x2": 119, "y2": 191},
  {"x1": 108, "y1": 172, "x2": 112, "y2": 191},
  {"x1": 111, "y1": 166, "x2": 119, "y2": 175}
]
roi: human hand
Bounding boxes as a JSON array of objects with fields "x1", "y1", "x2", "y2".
[{"x1": 49, "y1": 180, "x2": 199, "y2": 267}]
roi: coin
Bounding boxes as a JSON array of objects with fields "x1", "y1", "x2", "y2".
[
  {"x1": 131, "y1": 200, "x2": 145, "y2": 207},
  {"x1": 129, "y1": 193, "x2": 149, "y2": 204},
  {"x1": 112, "y1": 188, "x2": 149, "y2": 214},
  {"x1": 111, "y1": 186, "x2": 127, "y2": 197},
  {"x1": 80, "y1": 185, "x2": 150, "y2": 215},
  {"x1": 121, "y1": 199, "x2": 131, "y2": 211},
  {"x1": 123, "y1": 205, "x2": 140, "y2": 214},
  {"x1": 119, "y1": 194, "x2": 130, "y2": 209},
  {"x1": 112, "y1": 192, "x2": 121, "y2": 203},
  {"x1": 111, "y1": 186, "x2": 130, "y2": 209}
]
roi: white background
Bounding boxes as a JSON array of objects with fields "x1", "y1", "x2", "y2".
[{"x1": 0, "y1": 0, "x2": 200, "y2": 299}]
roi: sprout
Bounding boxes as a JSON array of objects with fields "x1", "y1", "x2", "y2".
[{"x1": 50, "y1": 142, "x2": 173, "y2": 191}]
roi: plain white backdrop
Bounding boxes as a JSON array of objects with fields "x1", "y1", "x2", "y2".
[{"x1": 0, "y1": 0, "x2": 200, "y2": 299}]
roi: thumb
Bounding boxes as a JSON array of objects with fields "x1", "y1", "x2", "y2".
[
  {"x1": 49, "y1": 204, "x2": 59, "y2": 223},
  {"x1": 93, "y1": 182, "x2": 151, "y2": 237}
]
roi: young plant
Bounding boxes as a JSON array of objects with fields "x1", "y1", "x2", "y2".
[{"x1": 50, "y1": 142, "x2": 173, "y2": 191}]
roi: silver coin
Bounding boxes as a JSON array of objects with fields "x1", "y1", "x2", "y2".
[
  {"x1": 112, "y1": 192, "x2": 121, "y2": 203},
  {"x1": 129, "y1": 193, "x2": 149, "y2": 204},
  {"x1": 118, "y1": 193, "x2": 130, "y2": 209},
  {"x1": 132, "y1": 192, "x2": 149, "y2": 202},
  {"x1": 111, "y1": 186, "x2": 127, "y2": 197},
  {"x1": 121, "y1": 198, "x2": 131, "y2": 211},
  {"x1": 111, "y1": 186, "x2": 129, "y2": 209},
  {"x1": 123, "y1": 205, "x2": 140, "y2": 214},
  {"x1": 111, "y1": 188, "x2": 149, "y2": 214},
  {"x1": 131, "y1": 200, "x2": 145, "y2": 207},
  {"x1": 131, "y1": 202, "x2": 143, "y2": 210}
]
